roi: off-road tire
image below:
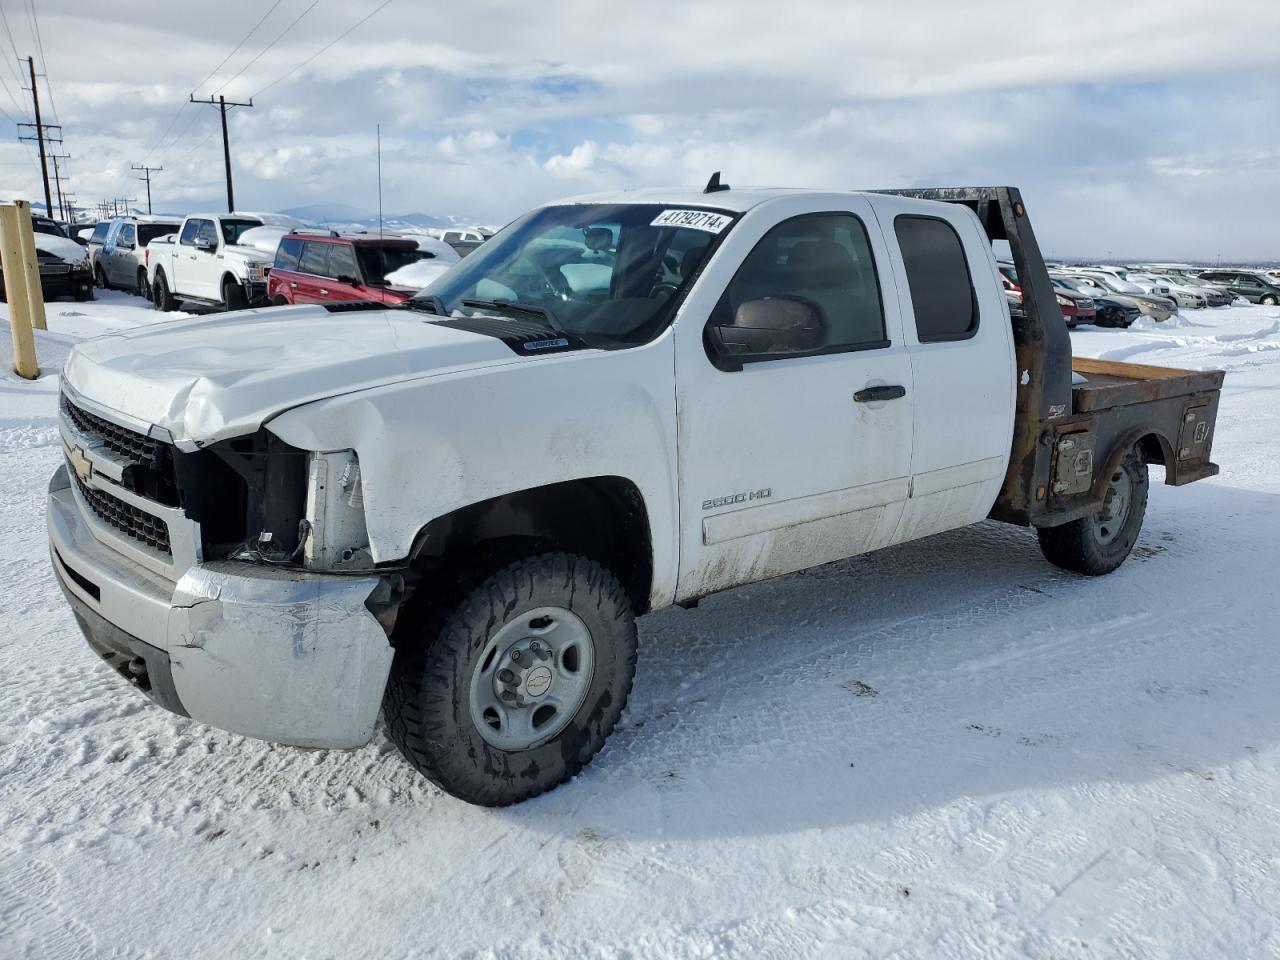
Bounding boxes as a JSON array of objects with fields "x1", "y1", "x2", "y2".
[
  {"x1": 384, "y1": 552, "x2": 637, "y2": 806},
  {"x1": 152, "y1": 270, "x2": 175, "y2": 311},
  {"x1": 222, "y1": 277, "x2": 248, "y2": 311},
  {"x1": 1037, "y1": 448, "x2": 1148, "y2": 576}
]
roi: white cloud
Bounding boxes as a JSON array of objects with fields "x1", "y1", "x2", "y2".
[{"x1": 5, "y1": 0, "x2": 1279, "y2": 257}]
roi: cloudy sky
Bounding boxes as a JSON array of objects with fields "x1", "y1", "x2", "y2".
[{"x1": 2, "y1": 0, "x2": 1278, "y2": 260}]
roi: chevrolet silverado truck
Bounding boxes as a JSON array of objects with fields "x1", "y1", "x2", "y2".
[
  {"x1": 145, "y1": 213, "x2": 271, "y2": 311},
  {"x1": 49, "y1": 184, "x2": 1224, "y2": 806}
]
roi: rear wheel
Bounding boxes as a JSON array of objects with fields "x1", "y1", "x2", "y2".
[
  {"x1": 383, "y1": 552, "x2": 637, "y2": 806},
  {"x1": 136, "y1": 268, "x2": 150, "y2": 301},
  {"x1": 1037, "y1": 448, "x2": 1148, "y2": 576},
  {"x1": 1262, "y1": 294, "x2": 1278, "y2": 306},
  {"x1": 152, "y1": 271, "x2": 175, "y2": 311},
  {"x1": 222, "y1": 277, "x2": 248, "y2": 311}
]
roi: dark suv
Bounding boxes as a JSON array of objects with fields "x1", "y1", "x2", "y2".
[
  {"x1": 267, "y1": 233, "x2": 431, "y2": 306},
  {"x1": 1198, "y1": 270, "x2": 1280, "y2": 305}
]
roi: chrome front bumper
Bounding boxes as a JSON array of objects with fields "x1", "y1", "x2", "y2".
[{"x1": 48, "y1": 466, "x2": 395, "y2": 749}]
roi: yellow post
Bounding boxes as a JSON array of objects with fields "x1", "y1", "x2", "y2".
[
  {"x1": 0, "y1": 203, "x2": 39, "y2": 379},
  {"x1": 14, "y1": 200, "x2": 48, "y2": 331}
]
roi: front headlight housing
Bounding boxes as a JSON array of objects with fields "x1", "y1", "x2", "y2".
[
  {"x1": 1056, "y1": 294, "x2": 1072, "y2": 307},
  {"x1": 302, "y1": 449, "x2": 372, "y2": 571}
]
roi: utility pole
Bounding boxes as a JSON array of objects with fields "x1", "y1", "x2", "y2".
[
  {"x1": 18, "y1": 57, "x2": 53, "y2": 216},
  {"x1": 131, "y1": 164, "x2": 162, "y2": 214},
  {"x1": 50, "y1": 153, "x2": 71, "y2": 221},
  {"x1": 190, "y1": 94, "x2": 252, "y2": 213}
]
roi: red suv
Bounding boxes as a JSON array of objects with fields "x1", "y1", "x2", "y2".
[{"x1": 268, "y1": 233, "x2": 431, "y2": 306}]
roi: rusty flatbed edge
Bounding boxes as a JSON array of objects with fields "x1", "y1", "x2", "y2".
[{"x1": 1071, "y1": 357, "x2": 1226, "y2": 413}]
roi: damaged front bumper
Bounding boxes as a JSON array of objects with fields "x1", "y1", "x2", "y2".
[{"x1": 47, "y1": 465, "x2": 395, "y2": 749}]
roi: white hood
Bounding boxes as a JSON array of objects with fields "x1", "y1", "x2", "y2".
[
  {"x1": 62, "y1": 305, "x2": 517, "y2": 445},
  {"x1": 222, "y1": 242, "x2": 274, "y2": 263},
  {"x1": 36, "y1": 234, "x2": 89, "y2": 263}
]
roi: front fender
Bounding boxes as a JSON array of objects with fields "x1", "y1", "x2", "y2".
[{"x1": 264, "y1": 335, "x2": 681, "y2": 606}]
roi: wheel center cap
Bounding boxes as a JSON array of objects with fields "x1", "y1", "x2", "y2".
[{"x1": 524, "y1": 665, "x2": 553, "y2": 698}]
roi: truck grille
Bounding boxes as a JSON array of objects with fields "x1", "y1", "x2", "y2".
[
  {"x1": 61, "y1": 394, "x2": 161, "y2": 465},
  {"x1": 74, "y1": 473, "x2": 173, "y2": 557}
]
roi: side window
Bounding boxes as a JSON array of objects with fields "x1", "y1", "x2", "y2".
[
  {"x1": 179, "y1": 220, "x2": 201, "y2": 245},
  {"x1": 89, "y1": 222, "x2": 111, "y2": 244},
  {"x1": 298, "y1": 241, "x2": 330, "y2": 277},
  {"x1": 274, "y1": 237, "x2": 303, "y2": 271},
  {"x1": 195, "y1": 220, "x2": 218, "y2": 246},
  {"x1": 707, "y1": 212, "x2": 887, "y2": 366},
  {"x1": 894, "y1": 215, "x2": 978, "y2": 342},
  {"x1": 328, "y1": 243, "x2": 358, "y2": 281},
  {"x1": 119, "y1": 224, "x2": 136, "y2": 247}
]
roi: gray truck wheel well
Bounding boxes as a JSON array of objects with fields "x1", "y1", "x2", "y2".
[{"x1": 408, "y1": 477, "x2": 654, "y2": 614}]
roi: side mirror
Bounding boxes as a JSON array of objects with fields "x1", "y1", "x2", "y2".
[
  {"x1": 707, "y1": 296, "x2": 826, "y2": 371},
  {"x1": 194, "y1": 237, "x2": 216, "y2": 252}
]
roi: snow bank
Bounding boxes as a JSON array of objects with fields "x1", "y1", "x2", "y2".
[{"x1": 2, "y1": 299, "x2": 1279, "y2": 958}]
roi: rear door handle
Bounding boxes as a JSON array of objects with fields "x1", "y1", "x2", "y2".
[{"x1": 854, "y1": 384, "x2": 906, "y2": 402}]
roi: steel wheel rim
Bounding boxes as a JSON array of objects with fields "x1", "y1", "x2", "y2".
[
  {"x1": 1093, "y1": 466, "x2": 1133, "y2": 545},
  {"x1": 468, "y1": 605, "x2": 596, "y2": 751}
]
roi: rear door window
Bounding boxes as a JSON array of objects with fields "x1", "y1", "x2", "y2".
[
  {"x1": 894, "y1": 215, "x2": 978, "y2": 342},
  {"x1": 118, "y1": 224, "x2": 137, "y2": 247},
  {"x1": 298, "y1": 241, "x2": 331, "y2": 277}
]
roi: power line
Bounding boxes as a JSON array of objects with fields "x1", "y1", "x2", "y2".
[
  {"x1": 142, "y1": 0, "x2": 290, "y2": 164},
  {"x1": 26, "y1": 0, "x2": 56, "y2": 124},
  {"x1": 251, "y1": 0, "x2": 394, "y2": 99},
  {"x1": 193, "y1": 0, "x2": 285, "y2": 95},
  {"x1": 0, "y1": 2, "x2": 27, "y2": 92},
  {"x1": 212, "y1": 0, "x2": 321, "y2": 97}
]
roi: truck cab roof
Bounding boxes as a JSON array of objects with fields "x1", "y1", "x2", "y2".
[{"x1": 556, "y1": 185, "x2": 892, "y2": 215}]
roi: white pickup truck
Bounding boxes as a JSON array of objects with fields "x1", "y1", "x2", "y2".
[
  {"x1": 49, "y1": 183, "x2": 1223, "y2": 806},
  {"x1": 145, "y1": 213, "x2": 272, "y2": 311}
]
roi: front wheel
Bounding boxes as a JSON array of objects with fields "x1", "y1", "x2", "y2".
[
  {"x1": 94, "y1": 265, "x2": 108, "y2": 290},
  {"x1": 1037, "y1": 448, "x2": 1148, "y2": 576},
  {"x1": 383, "y1": 552, "x2": 637, "y2": 806},
  {"x1": 222, "y1": 278, "x2": 248, "y2": 311}
]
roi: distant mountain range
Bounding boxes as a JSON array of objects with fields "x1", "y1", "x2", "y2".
[{"x1": 277, "y1": 203, "x2": 492, "y2": 232}]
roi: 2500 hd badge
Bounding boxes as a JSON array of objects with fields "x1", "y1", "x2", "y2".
[{"x1": 703, "y1": 488, "x2": 772, "y2": 510}]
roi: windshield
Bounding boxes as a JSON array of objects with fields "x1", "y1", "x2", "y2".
[
  {"x1": 220, "y1": 218, "x2": 264, "y2": 245},
  {"x1": 413, "y1": 203, "x2": 733, "y2": 347},
  {"x1": 356, "y1": 245, "x2": 429, "y2": 284}
]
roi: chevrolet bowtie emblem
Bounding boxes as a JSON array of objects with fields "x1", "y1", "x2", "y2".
[{"x1": 69, "y1": 445, "x2": 92, "y2": 483}]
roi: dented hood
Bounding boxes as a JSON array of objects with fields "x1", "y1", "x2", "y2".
[{"x1": 62, "y1": 304, "x2": 516, "y2": 445}]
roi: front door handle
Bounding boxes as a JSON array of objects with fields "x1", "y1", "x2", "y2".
[{"x1": 854, "y1": 384, "x2": 906, "y2": 403}]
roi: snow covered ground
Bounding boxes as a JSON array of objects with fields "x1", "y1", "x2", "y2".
[{"x1": 1, "y1": 295, "x2": 1278, "y2": 959}]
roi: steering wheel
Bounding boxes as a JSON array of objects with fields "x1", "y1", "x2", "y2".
[{"x1": 532, "y1": 259, "x2": 572, "y2": 300}]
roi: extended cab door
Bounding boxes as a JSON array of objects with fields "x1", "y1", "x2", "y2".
[
  {"x1": 176, "y1": 217, "x2": 219, "y2": 299},
  {"x1": 872, "y1": 197, "x2": 1016, "y2": 543},
  {"x1": 673, "y1": 196, "x2": 915, "y2": 601}
]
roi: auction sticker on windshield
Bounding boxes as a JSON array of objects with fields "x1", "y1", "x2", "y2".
[{"x1": 650, "y1": 209, "x2": 733, "y2": 233}]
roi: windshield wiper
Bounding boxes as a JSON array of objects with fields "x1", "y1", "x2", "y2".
[
  {"x1": 402, "y1": 294, "x2": 446, "y2": 315},
  {"x1": 460, "y1": 298, "x2": 568, "y2": 336}
]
